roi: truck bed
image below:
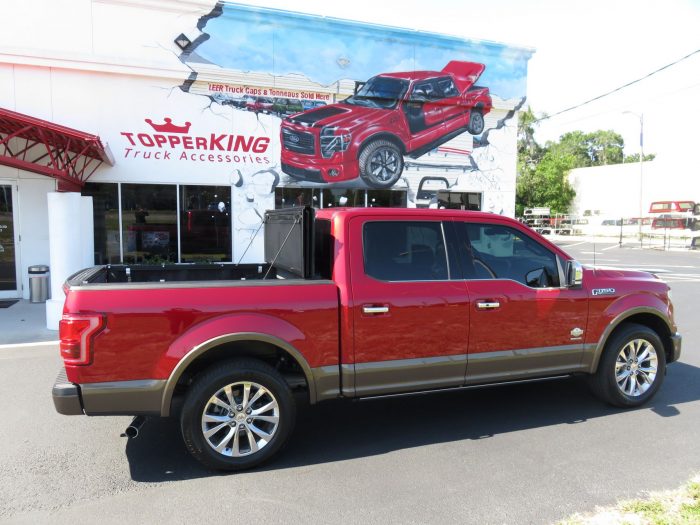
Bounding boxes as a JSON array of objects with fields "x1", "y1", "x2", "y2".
[{"x1": 67, "y1": 263, "x2": 276, "y2": 287}]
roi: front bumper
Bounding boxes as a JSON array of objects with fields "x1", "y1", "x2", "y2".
[
  {"x1": 52, "y1": 368, "x2": 166, "y2": 416},
  {"x1": 281, "y1": 151, "x2": 359, "y2": 183},
  {"x1": 670, "y1": 332, "x2": 682, "y2": 363}
]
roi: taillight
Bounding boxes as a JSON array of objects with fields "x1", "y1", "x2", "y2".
[{"x1": 59, "y1": 314, "x2": 105, "y2": 365}]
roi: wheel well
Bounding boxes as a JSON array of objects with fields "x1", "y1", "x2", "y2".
[
  {"x1": 611, "y1": 314, "x2": 673, "y2": 361},
  {"x1": 171, "y1": 340, "x2": 310, "y2": 412},
  {"x1": 359, "y1": 133, "x2": 406, "y2": 156}
]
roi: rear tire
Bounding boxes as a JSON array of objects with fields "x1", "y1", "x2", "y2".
[
  {"x1": 180, "y1": 358, "x2": 296, "y2": 471},
  {"x1": 467, "y1": 109, "x2": 484, "y2": 135},
  {"x1": 589, "y1": 323, "x2": 666, "y2": 407}
]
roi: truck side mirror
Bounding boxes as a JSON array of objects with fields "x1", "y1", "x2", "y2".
[{"x1": 566, "y1": 260, "x2": 583, "y2": 288}]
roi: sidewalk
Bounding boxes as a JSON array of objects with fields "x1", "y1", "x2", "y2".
[{"x1": 0, "y1": 300, "x2": 57, "y2": 346}]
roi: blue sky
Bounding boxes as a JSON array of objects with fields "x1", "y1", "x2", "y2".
[{"x1": 195, "y1": 4, "x2": 532, "y2": 100}]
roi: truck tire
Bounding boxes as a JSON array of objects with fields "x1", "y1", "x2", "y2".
[
  {"x1": 358, "y1": 139, "x2": 404, "y2": 189},
  {"x1": 180, "y1": 358, "x2": 296, "y2": 471},
  {"x1": 589, "y1": 323, "x2": 666, "y2": 408},
  {"x1": 467, "y1": 109, "x2": 485, "y2": 135}
]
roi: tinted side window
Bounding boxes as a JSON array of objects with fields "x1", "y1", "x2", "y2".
[
  {"x1": 456, "y1": 222, "x2": 559, "y2": 287},
  {"x1": 363, "y1": 221, "x2": 448, "y2": 281},
  {"x1": 436, "y1": 77, "x2": 459, "y2": 98},
  {"x1": 411, "y1": 80, "x2": 442, "y2": 101}
]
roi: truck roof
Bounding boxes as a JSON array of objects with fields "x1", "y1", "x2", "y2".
[
  {"x1": 378, "y1": 70, "x2": 445, "y2": 81},
  {"x1": 314, "y1": 207, "x2": 511, "y2": 222}
]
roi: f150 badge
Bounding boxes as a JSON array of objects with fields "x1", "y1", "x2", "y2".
[{"x1": 592, "y1": 288, "x2": 616, "y2": 296}]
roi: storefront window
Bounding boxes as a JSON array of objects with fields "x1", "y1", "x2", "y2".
[
  {"x1": 322, "y1": 188, "x2": 365, "y2": 208},
  {"x1": 121, "y1": 184, "x2": 177, "y2": 263},
  {"x1": 274, "y1": 188, "x2": 321, "y2": 209},
  {"x1": 82, "y1": 183, "x2": 120, "y2": 264},
  {"x1": 180, "y1": 185, "x2": 231, "y2": 262},
  {"x1": 367, "y1": 190, "x2": 407, "y2": 207},
  {"x1": 437, "y1": 191, "x2": 481, "y2": 211}
]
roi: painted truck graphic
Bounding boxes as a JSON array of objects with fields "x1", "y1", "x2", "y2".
[{"x1": 280, "y1": 61, "x2": 492, "y2": 188}]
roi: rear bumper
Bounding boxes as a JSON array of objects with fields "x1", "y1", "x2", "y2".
[
  {"x1": 52, "y1": 369, "x2": 84, "y2": 415},
  {"x1": 670, "y1": 332, "x2": 682, "y2": 363},
  {"x1": 52, "y1": 368, "x2": 166, "y2": 416}
]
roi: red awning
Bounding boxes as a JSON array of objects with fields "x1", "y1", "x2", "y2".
[{"x1": 0, "y1": 107, "x2": 114, "y2": 191}]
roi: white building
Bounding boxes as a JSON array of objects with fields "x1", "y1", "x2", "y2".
[{"x1": 568, "y1": 160, "x2": 700, "y2": 218}]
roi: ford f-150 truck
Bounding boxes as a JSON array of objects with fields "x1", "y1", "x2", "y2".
[
  {"x1": 280, "y1": 61, "x2": 491, "y2": 189},
  {"x1": 53, "y1": 207, "x2": 681, "y2": 471}
]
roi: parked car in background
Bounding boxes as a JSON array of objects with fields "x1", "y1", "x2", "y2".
[
  {"x1": 301, "y1": 100, "x2": 326, "y2": 111},
  {"x1": 272, "y1": 98, "x2": 304, "y2": 117},
  {"x1": 649, "y1": 201, "x2": 695, "y2": 215},
  {"x1": 651, "y1": 217, "x2": 698, "y2": 231},
  {"x1": 280, "y1": 61, "x2": 492, "y2": 188},
  {"x1": 246, "y1": 96, "x2": 275, "y2": 114}
]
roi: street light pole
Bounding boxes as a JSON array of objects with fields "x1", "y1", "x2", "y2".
[{"x1": 624, "y1": 111, "x2": 644, "y2": 247}]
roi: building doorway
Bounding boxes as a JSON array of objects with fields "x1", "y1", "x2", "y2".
[{"x1": 0, "y1": 182, "x2": 20, "y2": 299}]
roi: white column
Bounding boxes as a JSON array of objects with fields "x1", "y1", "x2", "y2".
[{"x1": 46, "y1": 192, "x2": 93, "y2": 330}]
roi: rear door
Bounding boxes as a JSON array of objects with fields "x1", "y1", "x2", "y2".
[
  {"x1": 403, "y1": 79, "x2": 445, "y2": 145},
  {"x1": 348, "y1": 216, "x2": 469, "y2": 396},
  {"x1": 453, "y1": 219, "x2": 589, "y2": 384}
]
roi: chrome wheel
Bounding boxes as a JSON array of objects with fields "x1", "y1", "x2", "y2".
[
  {"x1": 615, "y1": 338, "x2": 658, "y2": 397},
  {"x1": 201, "y1": 381, "x2": 279, "y2": 457},
  {"x1": 369, "y1": 148, "x2": 400, "y2": 183}
]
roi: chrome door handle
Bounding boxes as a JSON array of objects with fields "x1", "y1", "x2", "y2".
[
  {"x1": 363, "y1": 306, "x2": 389, "y2": 314},
  {"x1": 476, "y1": 301, "x2": 500, "y2": 310}
]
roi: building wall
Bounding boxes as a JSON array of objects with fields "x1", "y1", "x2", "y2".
[
  {"x1": 0, "y1": 0, "x2": 532, "y2": 271},
  {"x1": 568, "y1": 161, "x2": 700, "y2": 218}
]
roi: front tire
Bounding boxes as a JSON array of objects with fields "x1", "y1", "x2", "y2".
[
  {"x1": 180, "y1": 358, "x2": 296, "y2": 471},
  {"x1": 358, "y1": 139, "x2": 404, "y2": 189},
  {"x1": 589, "y1": 323, "x2": 666, "y2": 407}
]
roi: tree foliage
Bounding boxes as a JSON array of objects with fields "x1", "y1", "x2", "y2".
[
  {"x1": 623, "y1": 152, "x2": 656, "y2": 163},
  {"x1": 515, "y1": 109, "x2": 651, "y2": 216}
]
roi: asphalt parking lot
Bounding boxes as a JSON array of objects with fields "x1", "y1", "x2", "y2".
[{"x1": 0, "y1": 241, "x2": 698, "y2": 524}]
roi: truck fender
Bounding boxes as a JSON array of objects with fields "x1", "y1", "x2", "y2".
[
  {"x1": 158, "y1": 313, "x2": 316, "y2": 416},
  {"x1": 358, "y1": 131, "x2": 406, "y2": 155},
  {"x1": 586, "y1": 300, "x2": 673, "y2": 373}
]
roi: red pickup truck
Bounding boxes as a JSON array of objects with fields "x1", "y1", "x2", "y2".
[
  {"x1": 53, "y1": 207, "x2": 681, "y2": 471},
  {"x1": 281, "y1": 61, "x2": 491, "y2": 188}
]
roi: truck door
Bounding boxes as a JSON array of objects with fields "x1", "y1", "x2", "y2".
[
  {"x1": 402, "y1": 79, "x2": 445, "y2": 145},
  {"x1": 453, "y1": 220, "x2": 589, "y2": 384},
  {"x1": 348, "y1": 216, "x2": 469, "y2": 397}
]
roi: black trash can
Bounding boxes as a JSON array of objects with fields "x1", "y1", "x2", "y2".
[{"x1": 29, "y1": 265, "x2": 50, "y2": 303}]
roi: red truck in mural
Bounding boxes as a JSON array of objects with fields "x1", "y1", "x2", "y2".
[
  {"x1": 280, "y1": 61, "x2": 492, "y2": 188},
  {"x1": 53, "y1": 207, "x2": 681, "y2": 471}
]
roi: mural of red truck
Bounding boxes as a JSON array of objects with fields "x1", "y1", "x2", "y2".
[{"x1": 280, "y1": 61, "x2": 492, "y2": 188}]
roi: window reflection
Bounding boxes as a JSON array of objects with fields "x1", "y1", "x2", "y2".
[
  {"x1": 367, "y1": 190, "x2": 407, "y2": 207},
  {"x1": 180, "y1": 185, "x2": 231, "y2": 262},
  {"x1": 82, "y1": 183, "x2": 120, "y2": 264},
  {"x1": 121, "y1": 184, "x2": 177, "y2": 264},
  {"x1": 322, "y1": 188, "x2": 364, "y2": 208},
  {"x1": 436, "y1": 191, "x2": 481, "y2": 210},
  {"x1": 274, "y1": 188, "x2": 321, "y2": 209}
]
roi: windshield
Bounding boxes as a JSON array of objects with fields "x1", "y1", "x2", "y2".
[{"x1": 344, "y1": 76, "x2": 408, "y2": 109}]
